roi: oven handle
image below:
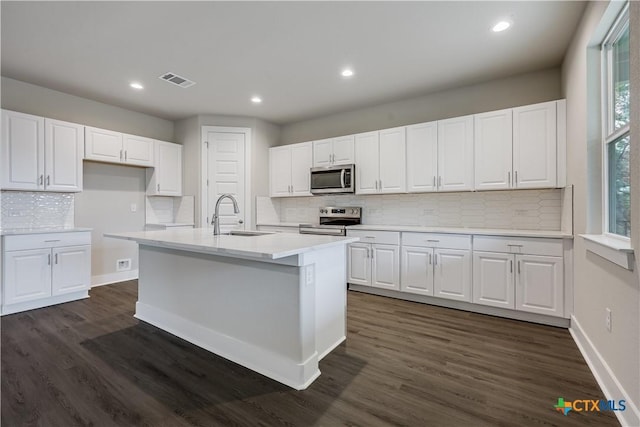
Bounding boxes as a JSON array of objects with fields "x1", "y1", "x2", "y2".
[{"x1": 340, "y1": 169, "x2": 346, "y2": 188}]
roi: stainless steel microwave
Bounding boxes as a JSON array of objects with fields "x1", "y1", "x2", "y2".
[{"x1": 310, "y1": 164, "x2": 355, "y2": 194}]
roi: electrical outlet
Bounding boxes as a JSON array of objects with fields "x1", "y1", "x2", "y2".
[
  {"x1": 606, "y1": 308, "x2": 612, "y2": 332},
  {"x1": 117, "y1": 258, "x2": 131, "y2": 272},
  {"x1": 130, "y1": 203, "x2": 137, "y2": 213},
  {"x1": 305, "y1": 265, "x2": 314, "y2": 285}
]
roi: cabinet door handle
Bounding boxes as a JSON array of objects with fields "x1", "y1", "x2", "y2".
[
  {"x1": 125, "y1": 150, "x2": 128, "y2": 161},
  {"x1": 39, "y1": 175, "x2": 43, "y2": 185},
  {"x1": 46, "y1": 175, "x2": 50, "y2": 186},
  {"x1": 157, "y1": 183, "x2": 160, "y2": 191},
  {"x1": 515, "y1": 171, "x2": 518, "y2": 186},
  {"x1": 370, "y1": 248, "x2": 374, "y2": 260},
  {"x1": 508, "y1": 171, "x2": 511, "y2": 186},
  {"x1": 433, "y1": 176, "x2": 436, "y2": 188},
  {"x1": 510, "y1": 259, "x2": 513, "y2": 273},
  {"x1": 48, "y1": 254, "x2": 51, "y2": 265},
  {"x1": 434, "y1": 253, "x2": 438, "y2": 266},
  {"x1": 379, "y1": 179, "x2": 382, "y2": 190},
  {"x1": 518, "y1": 260, "x2": 521, "y2": 275},
  {"x1": 120, "y1": 149, "x2": 123, "y2": 161},
  {"x1": 438, "y1": 176, "x2": 442, "y2": 188},
  {"x1": 366, "y1": 247, "x2": 370, "y2": 258},
  {"x1": 55, "y1": 253, "x2": 58, "y2": 264},
  {"x1": 428, "y1": 252, "x2": 432, "y2": 265}
]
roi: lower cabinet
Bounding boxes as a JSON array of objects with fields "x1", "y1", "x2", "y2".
[
  {"x1": 347, "y1": 231, "x2": 400, "y2": 290},
  {"x1": 2, "y1": 232, "x2": 91, "y2": 315},
  {"x1": 472, "y1": 236, "x2": 564, "y2": 317},
  {"x1": 400, "y1": 233, "x2": 472, "y2": 302}
]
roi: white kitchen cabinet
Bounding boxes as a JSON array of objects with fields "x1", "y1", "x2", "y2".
[
  {"x1": 1, "y1": 111, "x2": 83, "y2": 192},
  {"x1": 2, "y1": 232, "x2": 91, "y2": 315},
  {"x1": 269, "y1": 142, "x2": 312, "y2": 197},
  {"x1": 406, "y1": 122, "x2": 438, "y2": 193},
  {"x1": 513, "y1": 101, "x2": 557, "y2": 189},
  {"x1": 146, "y1": 141, "x2": 183, "y2": 196},
  {"x1": 473, "y1": 236, "x2": 564, "y2": 317},
  {"x1": 437, "y1": 115, "x2": 474, "y2": 192},
  {"x1": 312, "y1": 135, "x2": 354, "y2": 167},
  {"x1": 515, "y1": 255, "x2": 563, "y2": 317},
  {"x1": 347, "y1": 231, "x2": 400, "y2": 290},
  {"x1": 355, "y1": 128, "x2": 406, "y2": 194},
  {"x1": 86, "y1": 127, "x2": 155, "y2": 167},
  {"x1": 400, "y1": 233, "x2": 472, "y2": 301},
  {"x1": 474, "y1": 109, "x2": 513, "y2": 191}
]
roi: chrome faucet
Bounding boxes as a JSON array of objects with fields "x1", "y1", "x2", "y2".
[{"x1": 212, "y1": 194, "x2": 240, "y2": 235}]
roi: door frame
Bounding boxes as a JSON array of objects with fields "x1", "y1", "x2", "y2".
[{"x1": 200, "y1": 126, "x2": 252, "y2": 229}]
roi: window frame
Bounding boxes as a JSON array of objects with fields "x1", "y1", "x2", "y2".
[{"x1": 601, "y1": 3, "x2": 630, "y2": 241}]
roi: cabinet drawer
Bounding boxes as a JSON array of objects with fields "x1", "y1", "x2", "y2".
[
  {"x1": 3, "y1": 232, "x2": 91, "y2": 251},
  {"x1": 402, "y1": 232, "x2": 471, "y2": 250},
  {"x1": 473, "y1": 236, "x2": 562, "y2": 257},
  {"x1": 347, "y1": 230, "x2": 400, "y2": 245}
]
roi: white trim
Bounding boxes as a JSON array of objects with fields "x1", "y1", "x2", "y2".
[
  {"x1": 580, "y1": 234, "x2": 635, "y2": 270},
  {"x1": 135, "y1": 301, "x2": 320, "y2": 390},
  {"x1": 91, "y1": 269, "x2": 139, "y2": 287},
  {"x1": 570, "y1": 316, "x2": 640, "y2": 427},
  {"x1": 200, "y1": 126, "x2": 253, "y2": 230},
  {"x1": 1, "y1": 290, "x2": 89, "y2": 315}
]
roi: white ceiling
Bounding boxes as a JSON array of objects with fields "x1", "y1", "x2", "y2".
[{"x1": 1, "y1": 1, "x2": 586, "y2": 125}]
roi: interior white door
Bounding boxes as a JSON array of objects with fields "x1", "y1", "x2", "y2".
[
  {"x1": 378, "y1": 127, "x2": 406, "y2": 193},
  {"x1": 474, "y1": 109, "x2": 513, "y2": 191},
  {"x1": 206, "y1": 130, "x2": 246, "y2": 233},
  {"x1": 45, "y1": 118, "x2": 84, "y2": 192},
  {"x1": 347, "y1": 243, "x2": 371, "y2": 286},
  {"x1": 4, "y1": 248, "x2": 52, "y2": 305},
  {"x1": 355, "y1": 131, "x2": 379, "y2": 194},
  {"x1": 515, "y1": 254, "x2": 563, "y2": 317},
  {"x1": 406, "y1": 122, "x2": 438, "y2": 193},
  {"x1": 371, "y1": 244, "x2": 400, "y2": 290},
  {"x1": 400, "y1": 246, "x2": 433, "y2": 295},
  {"x1": 472, "y1": 251, "x2": 515, "y2": 309}
]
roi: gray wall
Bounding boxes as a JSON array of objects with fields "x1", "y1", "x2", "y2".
[
  {"x1": 279, "y1": 68, "x2": 561, "y2": 144},
  {"x1": 1, "y1": 77, "x2": 175, "y2": 281},
  {"x1": 561, "y1": 1, "x2": 639, "y2": 421},
  {"x1": 174, "y1": 115, "x2": 280, "y2": 227}
]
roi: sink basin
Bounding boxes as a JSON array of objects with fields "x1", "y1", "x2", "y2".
[{"x1": 226, "y1": 230, "x2": 273, "y2": 236}]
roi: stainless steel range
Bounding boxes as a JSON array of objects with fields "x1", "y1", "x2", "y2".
[{"x1": 299, "y1": 207, "x2": 361, "y2": 236}]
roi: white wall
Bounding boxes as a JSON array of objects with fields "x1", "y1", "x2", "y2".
[
  {"x1": 1, "y1": 77, "x2": 175, "y2": 283},
  {"x1": 561, "y1": 2, "x2": 640, "y2": 424},
  {"x1": 279, "y1": 68, "x2": 561, "y2": 145},
  {"x1": 174, "y1": 114, "x2": 280, "y2": 227}
]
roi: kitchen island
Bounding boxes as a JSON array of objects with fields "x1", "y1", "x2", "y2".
[{"x1": 105, "y1": 228, "x2": 357, "y2": 390}]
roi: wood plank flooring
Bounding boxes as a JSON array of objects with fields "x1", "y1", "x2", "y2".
[{"x1": 2, "y1": 281, "x2": 619, "y2": 426}]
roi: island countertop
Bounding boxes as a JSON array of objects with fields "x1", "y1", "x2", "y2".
[{"x1": 105, "y1": 228, "x2": 358, "y2": 260}]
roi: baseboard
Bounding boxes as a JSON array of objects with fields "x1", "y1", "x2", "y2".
[
  {"x1": 91, "y1": 269, "x2": 139, "y2": 287},
  {"x1": 570, "y1": 315, "x2": 640, "y2": 426},
  {"x1": 1, "y1": 291, "x2": 89, "y2": 316}
]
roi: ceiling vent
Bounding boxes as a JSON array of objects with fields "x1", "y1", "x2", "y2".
[{"x1": 159, "y1": 72, "x2": 196, "y2": 88}]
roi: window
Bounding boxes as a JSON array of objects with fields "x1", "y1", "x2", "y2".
[{"x1": 602, "y1": 4, "x2": 630, "y2": 238}]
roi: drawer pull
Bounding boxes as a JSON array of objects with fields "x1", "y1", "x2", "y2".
[
  {"x1": 426, "y1": 239, "x2": 440, "y2": 243},
  {"x1": 507, "y1": 244, "x2": 523, "y2": 247},
  {"x1": 364, "y1": 236, "x2": 376, "y2": 239},
  {"x1": 44, "y1": 240, "x2": 61, "y2": 243}
]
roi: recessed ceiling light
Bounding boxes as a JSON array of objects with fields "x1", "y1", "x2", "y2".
[
  {"x1": 492, "y1": 21, "x2": 511, "y2": 32},
  {"x1": 130, "y1": 82, "x2": 144, "y2": 90},
  {"x1": 251, "y1": 96, "x2": 262, "y2": 104},
  {"x1": 341, "y1": 68, "x2": 354, "y2": 78}
]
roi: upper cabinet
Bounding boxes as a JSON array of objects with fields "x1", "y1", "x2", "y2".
[
  {"x1": 270, "y1": 142, "x2": 312, "y2": 197},
  {"x1": 512, "y1": 101, "x2": 557, "y2": 189},
  {"x1": 312, "y1": 135, "x2": 355, "y2": 167},
  {"x1": 85, "y1": 127, "x2": 154, "y2": 167},
  {"x1": 407, "y1": 116, "x2": 473, "y2": 193},
  {"x1": 355, "y1": 127, "x2": 406, "y2": 194},
  {"x1": 475, "y1": 101, "x2": 559, "y2": 191},
  {"x1": 1, "y1": 110, "x2": 83, "y2": 192},
  {"x1": 146, "y1": 141, "x2": 182, "y2": 196}
]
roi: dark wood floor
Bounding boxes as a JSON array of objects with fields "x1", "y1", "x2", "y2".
[{"x1": 2, "y1": 281, "x2": 618, "y2": 427}]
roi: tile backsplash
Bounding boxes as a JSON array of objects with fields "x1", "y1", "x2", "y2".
[
  {"x1": 146, "y1": 195, "x2": 195, "y2": 224},
  {"x1": 272, "y1": 189, "x2": 564, "y2": 230},
  {"x1": 1, "y1": 191, "x2": 75, "y2": 230}
]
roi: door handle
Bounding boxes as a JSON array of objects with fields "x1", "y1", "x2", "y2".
[
  {"x1": 157, "y1": 183, "x2": 160, "y2": 191},
  {"x1": 370, "y1": 248, "x2": 374, "y2": 260},
  {"x1": 120, "y1": 149, "x2": 123, "y2": 161},
  {"x1": 379, "y1": 179, "x2": 382, "y2": 190},
  {"x1": 433, "y1": 176, "x2": 436, "y2": 188},
  {"x1": 340, "y1": 169, "x2": 346, "y2": 188},
  {"x1": 438, "y1": 176, "x2": 442, "y2": 188},
  {"x1": 434, "y1": 253, "x2": 437, "y2": 266},
  {"x1": 428, "y1": 252, "x2": 432, "y2": 265}
]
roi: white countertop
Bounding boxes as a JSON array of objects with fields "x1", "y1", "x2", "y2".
[
  {"x1": 1, "y1": 227, "x2": 93, "y2": 236},
  {"x1": 347, "y1": 224, "x2": 573, "y2": 239},
  {"x1": 145, "y1": 222, "x2": 194, "y2": 227},
  {"x1": 105, "y1": 228, "x2": 358, "y2": 260}
]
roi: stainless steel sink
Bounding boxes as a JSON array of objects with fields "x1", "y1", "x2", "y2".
[{"x1": 226, "y1": 230, "x2": 273, "y2": 236}]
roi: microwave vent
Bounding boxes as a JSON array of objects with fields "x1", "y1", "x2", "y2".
[{"x1": 159, "y1": 72, "x2": 196, "y2": 88}]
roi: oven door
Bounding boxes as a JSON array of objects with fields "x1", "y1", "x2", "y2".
[{"x1": 310, "y1": 165, "x2": 354, "y2": 194}]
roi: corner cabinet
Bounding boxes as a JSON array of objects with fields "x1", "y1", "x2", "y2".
[
  {"x1": 269, "y1": 142, "x2": 312, "y2": 197},
  {"x1": 2, "y1": 231, "x2": 91, "y2": 315},
  {"x1": 1, "y1": 110, "x2": 84, "y2": 192},
  {"x1": 355, "y1": 127, "x2": 406, "y2": 195},
  {"x1": 146, "y1": 141, "x2": 183, "y2": 196}
]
